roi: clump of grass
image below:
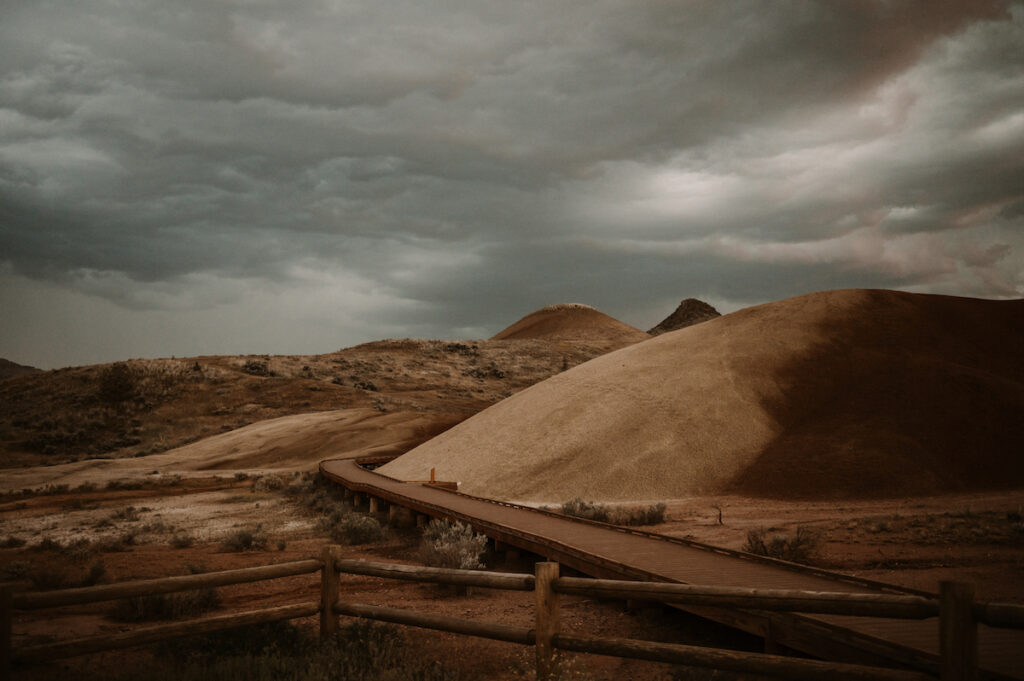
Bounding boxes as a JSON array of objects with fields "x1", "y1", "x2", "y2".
[
  {"x1": 221, "y1": 526, "x2": 268, "y2": 552},
  {"x1": 560, "y1": 498, "x2": 667, "y2": 526},
  {"x1": 744, "y1": 527, "x2": 820, "y2": 564},
  {"x1": 108, "y1": 565, "x2": 220, "y2": 622},
  {"x1": 419, "y1": 519, "x2": 487, "y2": 570}
]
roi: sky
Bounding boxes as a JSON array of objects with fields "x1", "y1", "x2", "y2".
[{"x1": 1, "y1": 1, "x2": 1023, "y2": 369}]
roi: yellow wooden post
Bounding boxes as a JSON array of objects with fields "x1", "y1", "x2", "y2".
[{"x1": 535, "y1": 562, "x2": 560, "y2": 681}]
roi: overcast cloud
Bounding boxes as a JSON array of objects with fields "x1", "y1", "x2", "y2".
[{"x1": 2, "y1": 0, "x2": 1022, "y2": 368}]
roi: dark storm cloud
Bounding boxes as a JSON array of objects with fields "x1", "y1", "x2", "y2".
[{"x1": 1, "y1": 0, "x2": 1022, "y2": 367}]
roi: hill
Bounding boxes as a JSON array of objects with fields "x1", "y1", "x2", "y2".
[
  {"x1": 380, "y1": 290, "x2": 1024, "y2": 501},
  {"x1": 0, "y1": 358, "x2": 40, "y2": 381},
  {"x1": 0, "y1": 338, "x2": 616, "y2": 469},
  {"x1": 490, "y1": 303, "x2": 649, "y2": 346},
  {"x1": 648, "y1": 298, "x2": 721, "y2": 335}
]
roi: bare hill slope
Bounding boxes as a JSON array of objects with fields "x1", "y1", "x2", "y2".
[
  {"x1": 0, "y1": 409, "x2": 458, "y2": 491},
  {"x1": 380, "y1": 290, "x2": 1024, "y2": 501},
  {"x1": 0, "y1": 339, "x2": 613, "y2": 469},
  {"x1": 490, "y1": 303, "x2": 649, "y2": 346}
]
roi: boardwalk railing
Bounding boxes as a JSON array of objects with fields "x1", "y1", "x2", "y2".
[{"x1": 5, "y1": 548, "x2": 1024, "y2": 681}]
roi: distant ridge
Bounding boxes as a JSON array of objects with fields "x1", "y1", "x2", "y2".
[
  {"x1": 0, "y1": 359, "x2": 40, "y2": 381},
  {"x1": 648, "y1": 298, "x2": 720, "y2": 335},
  {"x1": 490, "y1": 303, "x2": 649, "y2": 345}
]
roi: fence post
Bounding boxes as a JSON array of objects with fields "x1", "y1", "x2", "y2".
[
  {"x1": 320, "y1": 545, "x2": 341, "y2": 639},
  {"x1": 940, "y1": 581, "x2": 977, "y2": 681},
  {"x1": 1, "y1": 586, "x2": 12, "y2": 681},
  {"x1": 535, "y1": 562, "x2": 560, "y2": 681}
]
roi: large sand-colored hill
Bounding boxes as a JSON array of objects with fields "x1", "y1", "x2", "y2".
[{"x1": 380, "y1": 289, "x2": 1024, "y2": 501}]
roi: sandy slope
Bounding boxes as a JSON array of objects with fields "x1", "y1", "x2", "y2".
[
  {"x1": 380, "y1": 289, "x2": 1024, "y2": 502},
  {"x1": 490, "y1": 303, "x2": 650, "y2": 345},
  {"x1": 0, "y1": 409, "x2": 461, "y2": 490}
]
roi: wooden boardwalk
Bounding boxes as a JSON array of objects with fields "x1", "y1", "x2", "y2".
[{"x1": 320, "y1": 458, "x2": 1023, "y2": 680}]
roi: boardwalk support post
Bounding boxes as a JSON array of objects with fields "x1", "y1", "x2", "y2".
[
  {"x1": 940, "y1": 581, "x2": 977, "y2": 681},
  {"x1": 1, "y1": 586, "x2": 11, "y2": 681},
  {"x1": 535, "y1": 562, "x2": 560, "y2": 681},
  {"x1": 320, "y1": 545, "x2": 341, "y2": 639}
]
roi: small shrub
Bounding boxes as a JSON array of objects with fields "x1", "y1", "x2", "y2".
[
  {"x1": 97, "y1": 532, "x2": 137, "y2": 552},
  {"x1": 329, "y1": 514, "x2": 385, "y2": 546},
  {"x1": 252, "y1": 474, "x2": 285, "y2": 492},
  {"x1": 120, "y1": 620, "x2": 459, "y2": 681},
  {"x1": 83, "y1": 560, "x2": 107, "y2": 586},
  {"x1": 560, "y1": 498, "x2": 666, "y2": 526},
  {"x1": 170, "y1": 533, "x2": 195, "y2": 549},
  {"x1": 106, "y1": 479, "x2": 144, "y2": 491},
  {"x1": 2, "y1": 560, "x2": 31, "y2": 579},
  {"x1": 242, "y1": 359, "x2": 270, "y2": 376},
  {"x1": 108, "y1": 565, "x2": 220, "y2": 622},
  {"x1": 221, "y1": 526, "x2": 268, "y2": 552},
  {"x1": 34, "y1": 537, "x2": 62, "y2": 551},
  {"x1": 744, "y1": 526, "x2": 820, "y2": 564},
  {"x1": 419, "y1": 519, "x2": 487, "y2": 570},
  {"x1": 561, "y1": 498, "x2": 611, "y2": 523},
  {"x1": 30, "y1": 565, "x2": 75, "y2": 590},
  {"x1": 97, "y1": 362, "x2": 137, "y2": 403},
  {"x1": 29, "y1": 560, "x2": 105, "y2": 590},
  {"x1": 110, "y1": 506, "x2": 142, "y2": 522}
]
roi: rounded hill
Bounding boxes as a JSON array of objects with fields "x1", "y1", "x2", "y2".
[
  {"x1": 490, "y1": 303, "x2": 649, "y2": 346},
  {"x1": 380, "y1": 290, "x2": 1024, "y2": 501}
]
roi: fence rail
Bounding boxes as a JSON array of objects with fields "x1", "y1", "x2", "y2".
[{"x1": 5, "y1": 548, "x2": 1024, "y2": 681}]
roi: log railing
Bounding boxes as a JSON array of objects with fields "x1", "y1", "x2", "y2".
[{"x1": 5, "y1": 549, "x2": 1024, "y2": 681}]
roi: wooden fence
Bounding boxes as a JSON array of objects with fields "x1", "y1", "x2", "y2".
[{"x1": 4, "y1": 547, "x2": 1023, "y2": 681}]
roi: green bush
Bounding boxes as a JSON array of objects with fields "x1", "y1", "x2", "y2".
[
  {"x1": 744, "y1": 526, "x2": 820, "y2": 564},
  {"x1": 419, "y1": 519, "x2": 487, "y2": 570}
]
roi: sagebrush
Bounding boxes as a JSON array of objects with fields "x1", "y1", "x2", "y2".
[
  {"x1": 560, "y1": 498, "x2": 666, "y2": 526},
  {"x1": 743, "y1": 526, "x2": 820, "y2": 563},
  {"x1": 419, "y1": 519, "x2": 488, "y2": 570}
]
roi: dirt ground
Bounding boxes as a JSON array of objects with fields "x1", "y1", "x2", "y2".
[{"x1": 3, "y1": 481, "x2": 1023, "y2": 680}]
